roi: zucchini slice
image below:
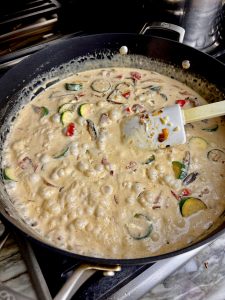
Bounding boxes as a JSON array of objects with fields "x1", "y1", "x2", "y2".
[
  {"x1": 58, "y1": 102, "x2": 76, "y2": 114},
  {"x1": 41, "y1": 106, "x2": 49, "y2": 117},
  {"x1": 107, "y1": 82, "x2": 133, "y2": 104},
  {"x1": 207, "y1": 149, "x2": 225, "y2": 162},
  {"x1": 60, "y1": 111, "x2": 74, "y2": 125},
  {"x1": 65, "y1": 83, "x2": 82, "y2": 91},
  {"x1": 91, "y1": 79, "x2": 111, "y2": 93},
  {"x1": 53, "y1": 146, "x2": 69, "y2": 159},
  {"x1": 78, "y1": 103, "x2": 91, "y2": 118},
  {"x1": 189, "y1": 136, "x2": 208, "y2": 150},
  {"x1": 115, "y1": 82, "x2": 132, "y2": 93},
  {"x1": 32, "y1": 105, "x2": 49, "y2": 117},
  {"x1": 126, "y1": 214, "x2": 153, "y2": 240},
  {"x1": 3, "y1": 167, "x2": 17, "y2": 181},
  {"x1": 202, "y1": 124, "x2": 218, "y2": 132},
  {"x1": 179, "y1": 197, "x2": 207, "y2": 217},
  {"x1": 172, "y1": 161, "x2": 187, "y2": 179}
]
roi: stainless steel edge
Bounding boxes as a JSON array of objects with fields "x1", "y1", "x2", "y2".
[
  {"x1": 107, "y1": 244, "x2": 209, "y2": 300},
  {"x1": 54, "y1": 264, "x2": 121, "y2": 300},
  {"x1": 16, "y1": 236, "x2": 52, "y2": 300},
  {"x1": 140, "y1": 22, "x2": 185, "y2": 43},
  {"x1": 54, "y1": 267, "x2": 96, "y2": 300}
]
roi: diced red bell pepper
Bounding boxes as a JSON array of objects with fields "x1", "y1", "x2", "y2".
[
  {"x1": 181, "y1": 188, "x2": 191, "y2": 196},
  {"x1": 122, "y1": 91, "x2": 131, "y2": 99},
  {"x1": 65, "y1": 123, "x2": 75, "y2": 136},
  {"x1": 125, "y1": 107, "x2": 132, "y2": 113},
  {"x1": 175, "y1": 99, "x2": 188, "y2": 107}
]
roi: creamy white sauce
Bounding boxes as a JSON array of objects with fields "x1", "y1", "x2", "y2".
[{"x1": 2, "y1": 67, "x2": 225, "y2": 258}]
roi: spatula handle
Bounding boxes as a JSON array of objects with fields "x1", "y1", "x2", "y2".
[{"x1": 183, "y1": 100, "x2": 225, "y2": 124}]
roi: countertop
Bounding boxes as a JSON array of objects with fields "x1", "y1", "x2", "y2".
[
  {"x1": 1, "y1": 225, "x2": 225, "y2": 300},
  {"x1": 141, "y1": 233, "x2": 225, "y2": 300}
]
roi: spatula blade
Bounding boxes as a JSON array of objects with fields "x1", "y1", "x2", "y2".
[{"x1": 121, "y1": 104, "x2": 186, "y2": 150}]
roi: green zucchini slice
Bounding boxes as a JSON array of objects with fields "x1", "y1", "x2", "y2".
[
  {"x1": 3, "y1": 167, "x2": 17, "y2": 181},
  {"x1": 41, "y1": 106, "x2": 49, "y2": 117},
  {"x1": 78, "y1": 103, "x2": 91, "y2": 118},
  {"x1": 58, "y1": 102, "x2": 76, "y2": 114},
  {"x1": 202, "y1": 124, "x2": 218, "y2": 132},
  {"x1": 189, "y1": 136, "x2": 208, "y2": 150},
  {"x1": 172, "y1": 161, "x2": 187, "y2": 179},
  {"x1": 107, "y1": 82, "x2": 133, "y2": 104},
  {"x1": 60, "y1": 111, "x2": 74, "y2": 125},
  {"x1": 207, "y1": 149, "x2": 225, "y2": 162},
  {"x1": 179, "y1": 197, "x2": 207, "y2": 217},
  {"x1": 91, "y1": 79, "x2": 111, "y2": 93},
  {"x1": 65, "y1": 83, "x2": 82, "y2": 91},
  {"x1": 53, "y1": 146, "x2": 69, "y2": 159},
  {"x1": 126, "y1": 214, "x2": 153, "y2": 240}
]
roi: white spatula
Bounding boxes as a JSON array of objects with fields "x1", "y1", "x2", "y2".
[{"x1": 122, "y1": 100, "x2": 225, "y2": 150}]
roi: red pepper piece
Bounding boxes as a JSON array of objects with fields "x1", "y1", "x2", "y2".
[
  {"x1": 158, "y1": 128, "x2": 169, "y2": 142},
  {"x1": 131, "y1": 71, "x2": 141, "y2": 80},
  {"x1": 122, "y1": 91, "x2": 131, "y2": 99},
  {"x1": 125, "y1": 107, "x2": 132, "y2": 113},
  {"x1": 175, "y1": 100, "x2": 187, "y2": 107},
  {"x1": 65, "y1": 123, "x2": 75, "y2": 136},
  {"x1": 158, "y1": 133, "x2": 165, "y2": 142},
  {"x1": 181, "y1": 188, "x2": 191, "y2": 196}
]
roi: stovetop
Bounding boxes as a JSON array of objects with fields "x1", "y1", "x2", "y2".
[
  {"x1": 16, "y1": 234, "x2": 208, "y2": 300},
  {"x1": 31, "y1": 241, "x2": 151, "y2": 300},
  {"x1": 0, "y1": 1, "x2": 225, "y2": 299}
]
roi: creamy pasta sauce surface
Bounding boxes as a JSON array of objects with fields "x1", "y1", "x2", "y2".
[{"x1": 2, "y1": 68, "x2": 225, "y2": 258}]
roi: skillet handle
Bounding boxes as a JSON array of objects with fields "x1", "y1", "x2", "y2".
[
  {"x1": 54, "y1": 264, "x2": 121, "y2": 300},
  {"x1": 140, "y1": 21, "x2": 185, "y2": 43}
]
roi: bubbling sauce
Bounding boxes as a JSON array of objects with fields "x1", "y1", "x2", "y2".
[{"x1": 2, "y1": 67, "x2": 225, "y2": 258}]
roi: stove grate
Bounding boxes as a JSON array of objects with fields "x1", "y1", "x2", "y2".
[{"x1": 0, "y1": 0, "x2": 60, "y2": 27}]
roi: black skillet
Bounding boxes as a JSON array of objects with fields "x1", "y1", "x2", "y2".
[{"x1": 0, "y1": 33, "x2": 224, "y2": 297}]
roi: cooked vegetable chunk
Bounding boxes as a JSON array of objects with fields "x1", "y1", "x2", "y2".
[{"x1": 179, "y1": 197, "x2": 207, "y2": 217}]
